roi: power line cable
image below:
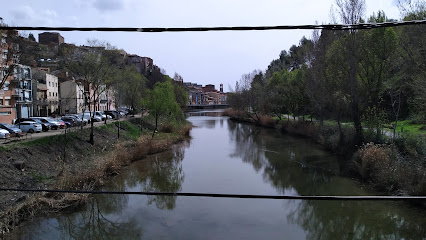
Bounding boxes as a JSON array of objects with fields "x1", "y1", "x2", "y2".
[
  {"x1": 0, "y1": 188, "x2": 425, "y2": 201},
  {"x1": 0, "y1": 20, "x2": 425, "y2": 32}
]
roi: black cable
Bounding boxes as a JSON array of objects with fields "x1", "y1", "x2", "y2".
[
  {"x1": 0, "y1": 20, "x2": 425, "y2": 32},
  {"x1": 0, "y1": 188, "x2": 425, "y2": 201}
]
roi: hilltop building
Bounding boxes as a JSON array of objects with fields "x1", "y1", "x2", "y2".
[{"x1": 38, "y1": 32, "x2": 64, "y2": 45}]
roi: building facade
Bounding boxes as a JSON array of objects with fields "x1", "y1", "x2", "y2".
[
  {"x1": 60, "y1": 81, "x2": 84, "y2": 114},
  {"x1": 38, "y1": 32, "x2": 64, "y2": 45},
  {"x1": 127, "y1": 54, "x2": 153, "y2": 74},
  {"x1": 13, "y1": 65, "x2": 34, "y2": 119},
  {"x1": 32, "y1": 68, "x2": 59, "y2": 116}
]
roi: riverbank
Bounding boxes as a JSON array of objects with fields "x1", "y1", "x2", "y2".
[
  {"x1": 223, "y1": 108, "x2": 426, "y2": 197},
  {"x1": 0, "y1": 117, "x2": 191, "y2": 235}
]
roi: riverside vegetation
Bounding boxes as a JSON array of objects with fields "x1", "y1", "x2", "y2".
[
  {"x1": 225, "y1": 1, "x2": 425, "y2": 197},
  {"x1": 223, "y1": 108, "x2": 426, "y2": 197},
  {"x1": 0, "y1": 116, "x2": 191, "y2": 235}
]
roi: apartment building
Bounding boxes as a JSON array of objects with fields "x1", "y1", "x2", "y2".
[
  {"x1": 32, "y1": 68, "x2": 59, "y2": 116},
  {"x1": 127, "y1": 54, "x2": 153, "y2": 74},
  {"x1": 60, "y1": 80, "x2": 85, "y2": 114},
  {"x1": 13, "y1": 64, "x2": 34, "y2": 119}
]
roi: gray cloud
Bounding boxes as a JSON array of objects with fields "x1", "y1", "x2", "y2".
[{"x1": 93, "y1": 0, "x2": 125, "y2": 11}]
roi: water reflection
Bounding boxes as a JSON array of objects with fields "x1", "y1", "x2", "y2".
[
  {"x1": 288, "y1": 199, "x2": 426, "y2": 240},
  {"x1": 138, "y1": 145, "x2": 186, "y2": 210},
  {"x1": 228, "y1": 120, "x2": 426, "y2": 239},
  {"x1": 185, "y1": 110, "x2": 224, "y2": 117},
  {"x1": 57, "y1": 198, "x2": 142, "y2": 240},
  {"x1": 227, "y1": 120, "x2": 340, "y2": 194},
  {"x1": 228, "y1": 122, "x2": 268, "y2": 172}
]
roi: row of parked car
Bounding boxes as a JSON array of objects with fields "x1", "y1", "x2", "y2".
[{"x1": 0, "y1": 110, "x2": 132, "y2": 139}]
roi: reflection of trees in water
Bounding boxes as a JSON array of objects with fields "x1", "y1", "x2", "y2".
[
  {"x1": 55, "y1": 177, "x2": 141, "y2": 239},
  {"x1": 141, "y1": 145, "x2": 185, "y2": 210},
  {"x1": 126, "y1": 144, "x2": 186, "y2": 210},
  {"x1": 14, "y1": 144, "x2": 188, "y2": 239},
  {"x1": 54, "y1": 144, "x2": 186, "y2": 238},
  {"x1": 57, "y1": 198, "x2": 142, "y2": 240},
  {"x1": 227, "y1": 121, "x2": 268, "y2": 172},
  {"x1": 228, "y1": 120, "x2": 426, "y2": 239},
  {"x1": 199, "y1": 119, "x2": 216, "y2": 129},
  {"x1": 288, "y1": 199, "x2": 426, "y2": 240}
]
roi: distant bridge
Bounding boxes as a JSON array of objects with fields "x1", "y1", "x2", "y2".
[{"x1": 185, "y1": 104, "x2": 229, "y2": 110}]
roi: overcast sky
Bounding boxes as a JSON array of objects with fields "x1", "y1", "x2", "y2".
[{"x1": 2, "y1": 0, "x2": 401, "y2": 92}]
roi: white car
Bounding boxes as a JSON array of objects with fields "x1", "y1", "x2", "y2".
[
  {"x1": 16, "y1": 121, "x2": 42, "y2": 133},
  {"x1": 0, "y1": 129, "x2": 10, "y2": 139}
]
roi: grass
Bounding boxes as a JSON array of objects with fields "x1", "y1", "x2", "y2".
[
  {"x1": 0, "y1": 145, "x2": 9, "y2": 151},
  {"x1": 31, "y1": 172, "x2": 52, "y2": 183},
  {"x1": 17, "y1": 130, "x2": 81, "y2": 147},
  {"x1": 99, "y1": 120, "x2": 143, "y2": 140},
  {"x1": 384, "y1": 120, "x2": 426, "y2": 135}
]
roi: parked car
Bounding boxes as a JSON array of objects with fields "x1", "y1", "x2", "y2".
[
  {"x1": 16, "y1": 121, "x2": 42, "y2": 133},
  {"x1": 52, "y1": 119, "x2": 67, "y2": 129},
  {"x1": 47, "y1": 118, "x2": 66, "y2": 129},
  {"x1": 60, "y1": 117, "x2": 74, "y2": 128},
  {"x1": 104, "y1": 110, "x2": 119, "y2": 119},
  {"x1": 65, "y1": 114, "x2": 87, "y2": 125},
  {"x1": 32, "y1": 117, "x2": 59, "y2": 130},
  {"x1": 77, "y1": 113, "x2": 93, "y2": 123},
  {"x1": 14, "y1": 118, "x2": 50, "y2": 132},
  {"x1": 81, "y1": 112, "x2": 102, "y2": 122},
  {"x1": 103, "y1": 112, "x2": 112, "y2": 119},
  {"x1": 118, "y1": 107, "x2": 134, "y2": 116},
  {"x1": 0, "y1": 123, "x2": 23, "y2": 137},
  {"x1": 94, "y1": 111, "x2": 107, "y2": 121},
  {"x1": 0, "y1": 129, "x2": 10, "y2": 139}
]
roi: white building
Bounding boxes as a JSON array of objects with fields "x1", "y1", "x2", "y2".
[
  {"x1": 60, "y1": 81, "x2": 85, "y2": 114},
  {"x1": 32, "y1": 68, "x2": 59, "y2": 116}
]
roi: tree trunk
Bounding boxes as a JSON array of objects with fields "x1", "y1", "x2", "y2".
[
  {"x1": 337, "y1": 117, "x2": 344, "y2": 146},
  {"x1": 348, "y1": 33, "x2": 363, "y2": 144},
  {"x1": 89, "y1": 118, "x2": 94, "y2": 145},
  {"x1": 152, "y1": 114, "x2": 158, "y2": 138},
  {"x1": 117, "y1": 120, "x2": 120, "y2": 139}
]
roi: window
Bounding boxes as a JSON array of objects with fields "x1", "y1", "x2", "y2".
[
  {"x1": 49, "y1": 82, "x2": 51, "y2": 87},
  {"x1": 24, "y1": 69, "x2": 30, "y2": 79},
  {"x1": 49, "y1": 92, "x2": 51, "y2": 97},
  {"x1": 56, "y1": 83, "x2": 57, "y2": 87},
  {"x1": 0, "y1": 99, "x2": 3, "y2": 105},
  {"x1": 5, "y1": 99, "x2": 10, "y2": 106}
]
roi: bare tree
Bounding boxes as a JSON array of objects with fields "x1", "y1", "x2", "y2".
[{"x1": 66, "y1": 41, "x2": 117, "y2": 144}]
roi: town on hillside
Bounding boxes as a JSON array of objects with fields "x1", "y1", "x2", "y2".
[{"x1": 0, "y1": 30, "x2": 227, "y2": 125}]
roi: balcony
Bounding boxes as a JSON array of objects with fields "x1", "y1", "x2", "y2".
[{"x1": 37, "y1": 83, "x2": 48, "y2": 91}]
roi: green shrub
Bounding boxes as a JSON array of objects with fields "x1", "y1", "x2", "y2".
[{"x1": 395, "y1": 133, "x2": 426, "y2": 158}]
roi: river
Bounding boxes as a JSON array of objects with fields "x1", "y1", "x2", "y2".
[{"x1": 12, "y1": 110, "x2": 426, "y2": 239}]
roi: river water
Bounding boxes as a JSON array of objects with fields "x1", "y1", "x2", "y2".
[{"x1": 12, "y1": 111, "x2": 426, "y2": 239}]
